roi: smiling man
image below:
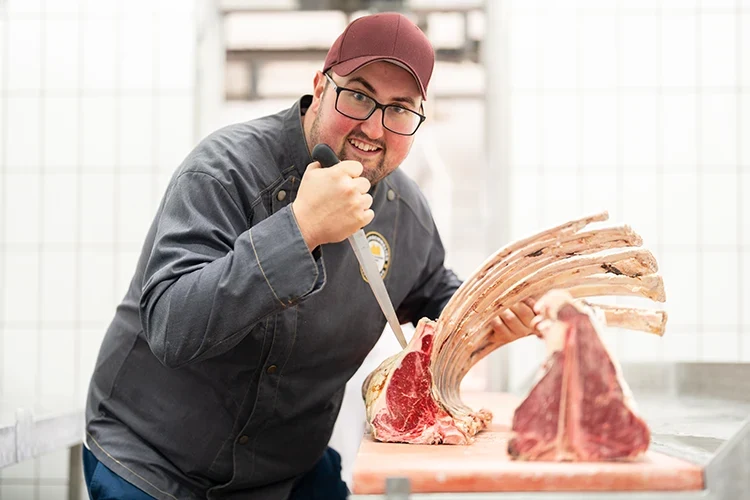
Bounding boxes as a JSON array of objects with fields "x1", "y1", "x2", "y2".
[{"x1": 82, "y1": 11, "x2": 536, "y2": 500}]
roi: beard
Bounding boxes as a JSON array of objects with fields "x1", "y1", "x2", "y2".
[{"x1": 309, "y1": 107, "x2": 388, "y2": 185}]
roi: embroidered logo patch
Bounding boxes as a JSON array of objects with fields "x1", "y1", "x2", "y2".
[{"x1": 360, "y1": 231, "x2": 391, "y2": 282}]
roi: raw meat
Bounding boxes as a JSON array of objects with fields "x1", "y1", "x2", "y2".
[
  {"x1": 362, "y1": 211, "x2": 666, "y2": 448},
  {"x1": 508, "y1": 290, "x2": 651, "y2": 461}
]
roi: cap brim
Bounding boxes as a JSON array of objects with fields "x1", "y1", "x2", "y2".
[{"x1": 330, "y1": 56, "x2": 427, "y2": 100}]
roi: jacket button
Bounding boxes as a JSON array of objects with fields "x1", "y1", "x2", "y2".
[
  {"x1": 276, "y1": 190, "x2": 287, "y2": 201},
  {"x1": 267, "y1": 364, "x2": 278, "y2": 374},
  {"x1": 387, "y1": 189, "x2": 395, "y2": 201},
  {"x1": 238, "y1": 435, "x2": 249, "y2": 445}
]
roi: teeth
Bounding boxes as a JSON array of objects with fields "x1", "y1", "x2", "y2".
[{"x1": 350, "y1": 139, "x2": 379, "y2": 152}]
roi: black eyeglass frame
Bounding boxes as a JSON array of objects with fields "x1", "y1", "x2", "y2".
[{"x1": 324, "y1": 73, "x2": 426, "y2": 136}]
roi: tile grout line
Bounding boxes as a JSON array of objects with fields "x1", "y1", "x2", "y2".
[
  {"x1": 615, "y1": 0, "x2": 624, "y2": 359},
  {"x1": 576, "y1": 8, "x2": 583, "y2": 217},
  {"x1": 35, "y1": 2, "x2": 46, "y2": 496},
  {"x1": 736, "y1": 2, "x2": 744, "y2": 359},
  {"x1": 152, "y1": 5, "x2": 158, "y2": 232},
  {"x1": 74, "y1": 0, "x2": 84, "y2": 410},
  {"x1": 656, "y1": 2, "x2": 664, "y2": 361},
  {"x1": 536, "y1": 3, "x2": 543, "y2": 231},
  {"x1": 0, "y1": 0, "x2": 7, "y2": 422},
  {"x1": 695, "y1": 3, "x2": 703, "y2": 361},
  {"x1": 113, "y1": 3, "x2": 120, "y2": 311}
]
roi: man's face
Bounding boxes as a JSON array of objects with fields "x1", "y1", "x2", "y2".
[{"x1": 306, "y1": 61, "x2": 423, "y2": 185}]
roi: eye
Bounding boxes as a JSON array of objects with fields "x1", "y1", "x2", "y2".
[
  {"x1": 390, "y1": 106, "x2": 408, "y2": 115},
  {"x1": 352, "y1": 92, "x2": 369, "y2": 102}
]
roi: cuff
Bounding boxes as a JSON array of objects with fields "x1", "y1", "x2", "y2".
[{"x1": 247, "y1": 205, "x2": 326, "y2": 306}]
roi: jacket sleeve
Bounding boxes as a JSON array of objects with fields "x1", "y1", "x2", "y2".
[
  {"x1": 396, "y1": 218, "x2": 462, "y2": 326},
  {"x1": 139, "y1": 170, "x2": 324, "y2": 368}
]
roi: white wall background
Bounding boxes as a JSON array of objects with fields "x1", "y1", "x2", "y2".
[
  {"x1": 0, "y1": 0, "x2": 748, "y2": 497},
  {"x1": 0, "y1": 0, "x2": 198, "y2": 497},
  {"x1": 503, "y1": 0, "x2": 750, "y2": 391}
]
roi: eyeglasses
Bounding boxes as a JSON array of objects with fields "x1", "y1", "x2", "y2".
[{"x1": 324, "y1": 73, "x2": 426, "y2": 136}]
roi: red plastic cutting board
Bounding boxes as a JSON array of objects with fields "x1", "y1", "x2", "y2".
[{"x1": 352, "y1": 392, "x2": 704, "y2": 494}]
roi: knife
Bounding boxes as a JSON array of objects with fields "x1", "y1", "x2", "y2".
[{"x1": 312, "y1": 143, "x2": 408, "y2": 349}]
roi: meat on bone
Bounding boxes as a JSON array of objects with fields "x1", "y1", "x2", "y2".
[
  {"x1": 362, "y1": 211, "x2": 666, "y2": 447},
  {"x1": 508, "y1": 289, "x2": 650, "y2": 461}
]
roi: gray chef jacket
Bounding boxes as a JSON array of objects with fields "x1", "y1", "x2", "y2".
[{"x1": 84, "y1": 95, "x2": 462, "y2": 500}]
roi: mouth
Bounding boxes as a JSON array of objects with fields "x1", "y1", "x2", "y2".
[{"x1": 347, "y1": 137, "x2": 383, "y2": 157}]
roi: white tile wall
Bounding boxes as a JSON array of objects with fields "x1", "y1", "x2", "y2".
[
  {"x1": 505, "y1": 2, "x2": 748, "y2": 391},
  {"x1": 509, "y1": 172, "x2": 540, "y2": 240},
  {"x1": 662, "y1": 94, "x2": 697, "y2": 170},
  {"x1": 621, "y1": 95, "x2": 657, "y2": 168},
  {"x1": 701, "y1": 94, "x2": 737, "y2": 171},
  {"x1": 662, "y1": 173, "x2": 699, "y2": 246},
  {"x1": 581, "y1": 95, "x2": 617, "y2": 168},
  {"x1": 662, "y1": 12, "x2": 696, "y2": 88},
  {"x1": 542, "y1": 95, "x2": 577, "y2": 169},
  {"x1": 701, "y1": 173, "x2": 738, "y2": 246},
  {"x1": 81, "y1": 18, "x2": 116, "y2": 90},
  {"x1": 510, "y1": 95, "x2": 539, "y2": 167},
  {"x1": 40, "y1": 252, "x2": 77, "y2": 325},
  {"x1": 622, "y1": 172, "x2": 659, "y2": 248},
  {"x1": 659, "y1": 250, "x2": 700, "y2": 327},
  {"x1": 5, "y1": 173, "x2": 40, "y2": 244},
  {"x1": 540, "y1": 9, "x2": 576, "y2": 90},
  {"x1": 7, "y1": 97, "x2": 41, "y2": 170},
  {"x1": 509, "y1": 13, "x2": 539, "y2": 90},
  {"x1": 43, "y1": 97, "x2": 79, "y2": 170},
  {"x1": 1, "y1": 0, "x2": 200, "y2": 492},
  {"x1": 8, "y1": 20, "x2": 41, "y2": 91},
  {"x1": 119, "y1": 96, "x2": 154, "y2": 168},
  {"x1": 4, "y1": 252, "x2": 40, "y2": 326},
  {"x1": 700, "y1": 14, "x2": 736, "y2": 88},
  {"x1": 79, "y1": 250, "x2": 116, "y2": 325},
  {"x1": 580, "y1": 12, "x2": 617, "y2": 89},
  {"x1": 622, "y1": 14, "x2": 658, "y2": 88},
  {"x1": 42, "y1": 174, "x2": 78, "y2": 245},
  {"x1": 741, "y1": 97, "x2": 750, "y2": 169},
  {"x1": 44, "y1": 19, "x2": 79, "y2": 91},
  {"x1": 701, "y1": 251, "x2": 739, "y2": 329},
  {"x1": 39, "y1": 329, "x2": 77, "y2": 400},
  {"x1": 742, "y1": 13, "x2": 750, "y2": 88}
]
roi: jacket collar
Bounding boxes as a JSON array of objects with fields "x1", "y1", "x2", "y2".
[{"x1": 283, "y1": 95, "x2": 314, "y2": 178}]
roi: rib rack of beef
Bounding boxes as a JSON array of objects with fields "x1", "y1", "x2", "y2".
[{"x1": 362, "y1": 211, "x2": 666, "y2": 451}]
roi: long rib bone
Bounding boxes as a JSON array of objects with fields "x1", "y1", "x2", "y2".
[
  {"x1": 431, "y1": 225, "x2": 645, "y2": 390},
  {"x1": 434, "y1": 248, "x2": 658, "y2": 404}
]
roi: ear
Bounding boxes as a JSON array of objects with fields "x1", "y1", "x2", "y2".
[{"x1": 309, "y1": 71, "x2": 326, "y2": 112}]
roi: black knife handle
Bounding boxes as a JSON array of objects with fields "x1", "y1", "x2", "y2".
[{"x1": 312, "y1": 143, "x2": 340, "y2": 168}]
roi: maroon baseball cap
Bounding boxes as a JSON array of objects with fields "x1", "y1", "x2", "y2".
[{"x1": 323, "y1": 12, "x2": 435, "y2": 100}]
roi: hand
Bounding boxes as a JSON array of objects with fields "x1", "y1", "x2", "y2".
[
  {"x1": 489, "y1": 298, "x2": 538, "y2": 339},
  {"x1": 292, "y1": 159, "x2": 374, "y2": 251}
]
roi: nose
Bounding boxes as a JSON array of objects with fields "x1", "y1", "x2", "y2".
[{"x1": 360, "y1": 108, "x2": 385, "y2": 140}]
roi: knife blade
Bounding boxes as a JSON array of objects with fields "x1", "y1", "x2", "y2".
[{"x1": 311, "y1": 143, "x2": 408, "y2": 349}]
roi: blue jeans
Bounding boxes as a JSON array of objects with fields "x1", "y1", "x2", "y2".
[
  {"x1": 83, "y1": 445, "x2": 349, "y2": 499},
  {"x1": 82, "y1": 446, "x2": 154, "y2": 499}
]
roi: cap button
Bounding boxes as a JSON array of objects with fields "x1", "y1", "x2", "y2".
[{"x1": 387, "y1": 189, "x2": 395, "y2": 201}]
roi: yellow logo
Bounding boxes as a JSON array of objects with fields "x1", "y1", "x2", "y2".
[{"x1": 360, "y1": 231, "x2": 391, "y2": 282}]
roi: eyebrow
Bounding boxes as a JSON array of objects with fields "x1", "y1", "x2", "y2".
[{"x1": 346, "y1": 76, "x2": 418, "y2": 108}]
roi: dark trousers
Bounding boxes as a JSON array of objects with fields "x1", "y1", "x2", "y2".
[
  {"x1": 82, "y1": 445, "x2": 349, "y2": 499},
  {"x1": 83, "y1": 446, "x2": 155, "y2": 499}
]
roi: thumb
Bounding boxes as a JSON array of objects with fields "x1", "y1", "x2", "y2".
[{"x1": 306, "y1": 160, "x2": 322, "y2": 171}]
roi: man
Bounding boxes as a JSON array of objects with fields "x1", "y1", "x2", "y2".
[{"x1": 82, "y1": 11, "x2": 535, "y2": 500}]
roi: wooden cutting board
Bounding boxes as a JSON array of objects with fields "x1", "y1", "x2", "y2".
[{"x1": 351, "y1": 392, "x2": 704, "y2": 494}]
